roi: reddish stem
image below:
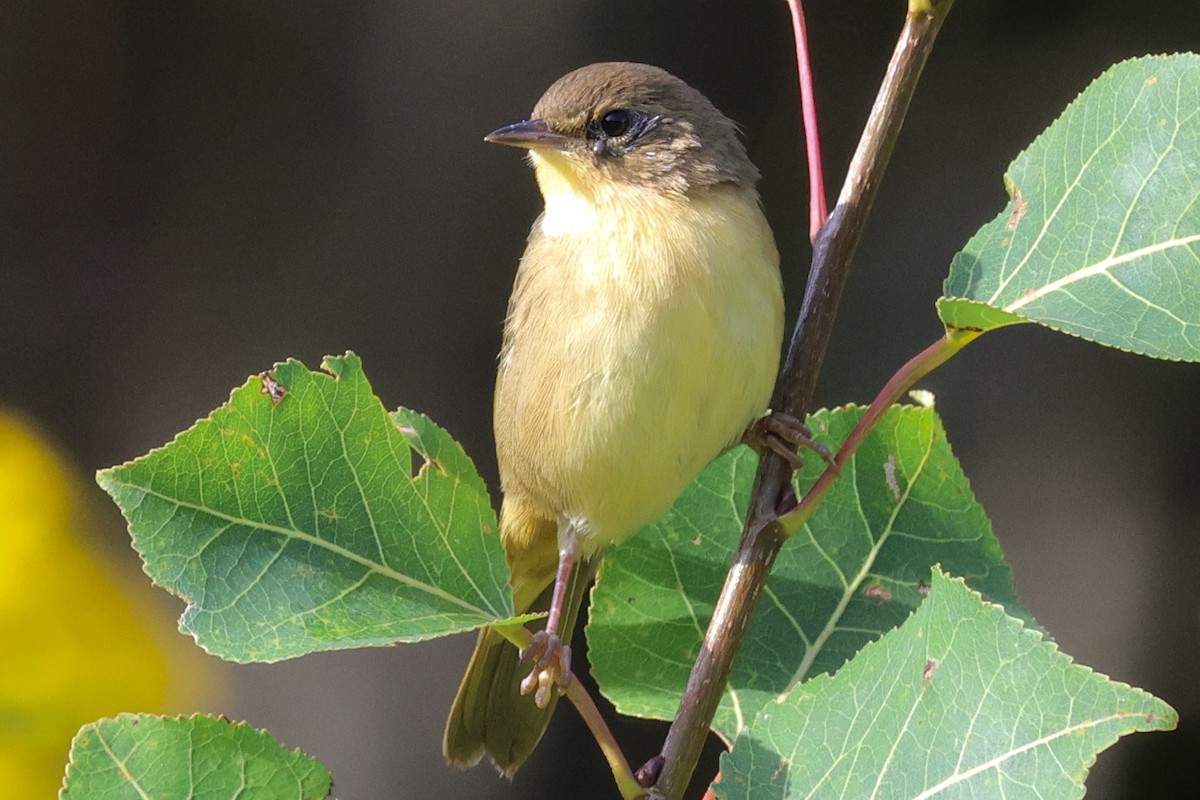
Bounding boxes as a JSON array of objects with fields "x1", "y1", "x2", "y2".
[
  {"x1": 787, "y1": 0, "x2": 828, "y2": 239},
  {"x1": 779, "y1": 331, "x2": 977, "y2": 535}
]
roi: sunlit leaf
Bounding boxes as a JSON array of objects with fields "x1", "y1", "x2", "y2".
[
  {"x1": 939, "y1": 54, "x2": 1200, "y2": 361},
  {"x1": 97, "y1": 353, "x2": 512, "y2": 663},
  {"x1": 715, "y1": 570, "x2": 1176, "y2": 800},
  {"x1": 61, "y1": 715, "x2": 330, "y2": 800}
]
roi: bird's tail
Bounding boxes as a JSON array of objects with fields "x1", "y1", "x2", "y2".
[{"x1": 442, "y1": 508, "x2": 596, "y2": 776}]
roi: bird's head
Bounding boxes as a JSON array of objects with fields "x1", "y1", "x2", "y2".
[{"x1": 486, "y1": 62, "x2": 758, "y2": 200}]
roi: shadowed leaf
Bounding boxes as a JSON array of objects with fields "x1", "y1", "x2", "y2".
[{"x1": 589, "y1": 403, "x2": 1027, "y2": 740}]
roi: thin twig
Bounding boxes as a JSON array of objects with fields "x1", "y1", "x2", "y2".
[
  {"x1": 493, "y1": 622, "x2": 643, "y2": 797},
  {"x1": 648, "y1": 3, "x2": 957, "y2": 798},
  {"x1": 564, "y1": 679, "x2": 645, "y2": 799},
  {"x1": 786, "y1": 0, "x2": 829, "y2": 239}
]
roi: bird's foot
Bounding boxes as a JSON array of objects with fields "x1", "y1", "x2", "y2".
[
  {"x1": 745, "y1": 411, "x2": 837, "y2": 472},
  {"x1": 520, "y1": 630, "x2": 572, "y2": 708}
]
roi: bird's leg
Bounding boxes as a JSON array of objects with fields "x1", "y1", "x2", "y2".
[
  {"x1": 519, "y1": 531, "x2": 579, "y2": 708},
  {"x1": 744, "y1": 411, "x2": 837, "y2": 472}
]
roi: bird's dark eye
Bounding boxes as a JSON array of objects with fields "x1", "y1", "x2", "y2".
[{"x1": 599, "y1": 109, "x2": 633, "y2": 138}]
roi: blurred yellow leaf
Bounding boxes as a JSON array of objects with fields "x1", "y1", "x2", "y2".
[{"x1": 0, "y1": 413, "x2": 222, "y2": 798}]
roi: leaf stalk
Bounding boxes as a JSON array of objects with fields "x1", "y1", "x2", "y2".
[{"x1": 779, "y1": 331, "x2": 977, "y2": 536}]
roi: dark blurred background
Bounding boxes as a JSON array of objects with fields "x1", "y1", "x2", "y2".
[{"x1": 3, "y1": 1, "x2": 1198, "y2": 797}]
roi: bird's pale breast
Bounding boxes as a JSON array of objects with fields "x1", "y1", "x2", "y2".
[{"x1": 494, "y1": 177, "x2": 782, "y2": 555}]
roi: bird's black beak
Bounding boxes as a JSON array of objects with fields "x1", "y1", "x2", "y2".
[{"x1": 484, "y1": 119, "x2": 569, "y2": 150}]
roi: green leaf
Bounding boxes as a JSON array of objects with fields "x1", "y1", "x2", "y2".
[
  {"x1": 97, "y1": 353, "x2": 512, "y2": 663},
  {"x1": 939, "y1": 54, "x2": 1200, "y2": 361},
  {"x1": 588, "y1": 402, "x2": 1028, "y2": 740},
  {"x1": 714, "y1": 570, "x2": 1176, "y2": 800},
  {"x1": 60, "y1": 714, "x2": 331, "y2": 800}
]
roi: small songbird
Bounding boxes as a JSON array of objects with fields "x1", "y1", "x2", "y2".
[{"x1": 444, "y1": 62, "x2": 785, "y2": 775}]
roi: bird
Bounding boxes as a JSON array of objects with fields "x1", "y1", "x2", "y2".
[{"x1": 444, "y1": 61, "x2": 791, "y2": 776}]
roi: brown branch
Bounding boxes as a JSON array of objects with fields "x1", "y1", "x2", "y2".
[{"x1": 647, "y1": 3, "x2": 957, "y2": 798}]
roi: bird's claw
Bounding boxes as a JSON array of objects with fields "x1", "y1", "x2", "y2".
[
  {"x1": 746, "y1": 411, "x2": 838, "y2": 472},
  {"x1": 520, "y1": 630, "x2": 572, "y2": 708}
]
